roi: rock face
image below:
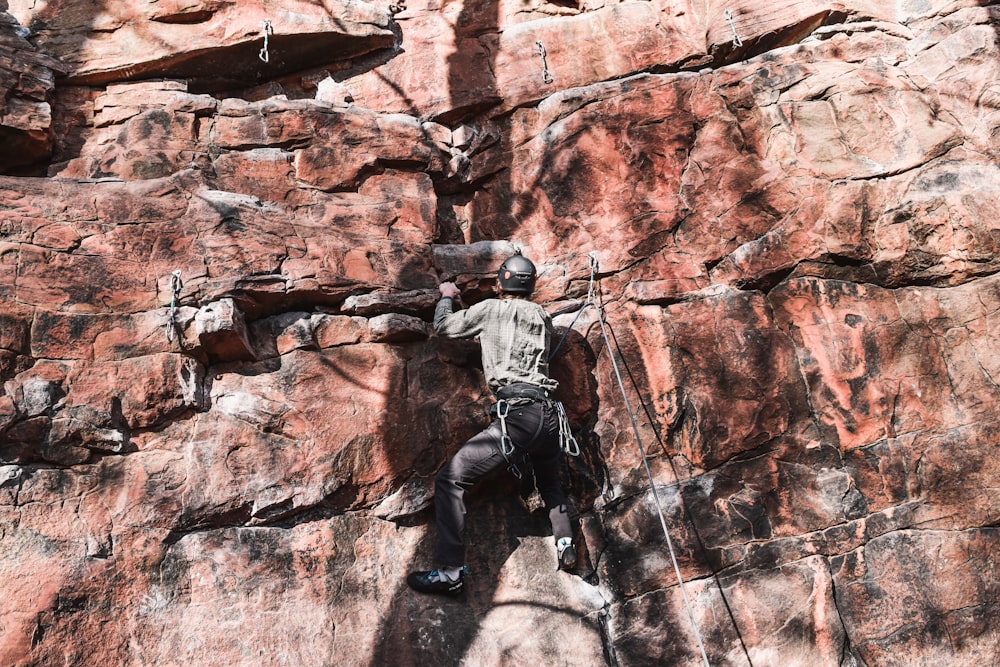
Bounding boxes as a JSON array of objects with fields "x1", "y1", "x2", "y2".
[
  {"x1": 2, "y1": 1, "x2": 1000, "y2": 665},
  {"x1": 6, "y1": 0, "x2": 394, "y2": 92},
  {"x1": 0, "y1": 7, "x2": 62, "y2": 173}
]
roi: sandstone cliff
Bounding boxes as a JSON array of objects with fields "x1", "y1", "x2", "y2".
[{"x1": 1, "y1": 0, "x2": 999, "y2": 665}]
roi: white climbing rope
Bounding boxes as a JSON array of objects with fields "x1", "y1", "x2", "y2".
[
  {"x1": 574, "y1": 252, "x2": 712, "y2": 667},
  {"x1": 259, "y1": 19, "x2": 274, "y2": 63},
  {"x1": 724, "y1": 8, "x2": 743, "y2": 48}
]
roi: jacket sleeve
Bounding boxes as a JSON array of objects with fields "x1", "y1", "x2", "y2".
[{"x1": 434, "y1": 298, "x2": 488, "y2": 339}]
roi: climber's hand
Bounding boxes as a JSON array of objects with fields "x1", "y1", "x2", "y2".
[{"x1": 439, "y1": 282, "x2": 461, "y2": 299}]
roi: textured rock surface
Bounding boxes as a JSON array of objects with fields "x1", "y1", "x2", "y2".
[
  {"x1": 6, "y1": 0, "x2": 394, "y2": 92},
  {"x1": 2, "y1": 0, "x2": 1000, "y2": 665},
  {"x1": 0, "y1": 7, "x2": 62, "y2": 173}
]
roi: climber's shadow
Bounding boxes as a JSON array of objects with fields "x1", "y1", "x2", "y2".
[{"x1": 371, "y1": 473, "x2": 585, "y2": 666}]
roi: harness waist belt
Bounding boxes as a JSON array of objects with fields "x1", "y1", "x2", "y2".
[{"x1": 496, "y1": 383, "x2": 551, "y2": 401}]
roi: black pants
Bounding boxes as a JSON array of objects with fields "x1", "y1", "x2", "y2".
[{"x1": 434, "y1": 399, "x2": 572, "y2": 567}]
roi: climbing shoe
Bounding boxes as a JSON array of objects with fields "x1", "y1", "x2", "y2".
[
  {"x1": 557, "y1": 537, "x2": 577, "y2": 570},
  {"x1": 407, "y1": 568, "x2": 465, "y2": 596}
]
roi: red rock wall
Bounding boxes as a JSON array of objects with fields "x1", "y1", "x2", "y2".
[{"x1": 2, "y1": 0, "x2": 1000, "y2": 665}]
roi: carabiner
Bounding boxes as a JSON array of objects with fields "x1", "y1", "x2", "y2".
[{"x1": 496, "y1": 399, "x2": 516, "y2": 458}]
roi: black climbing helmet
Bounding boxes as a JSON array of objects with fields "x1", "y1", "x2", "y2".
[{"x1": 497, "y1": 252, "x2": 537, "y2": 294}]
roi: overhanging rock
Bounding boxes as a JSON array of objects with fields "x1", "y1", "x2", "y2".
[{"x1": 7, "y1": 0, "x2": 394, "y2": 92}]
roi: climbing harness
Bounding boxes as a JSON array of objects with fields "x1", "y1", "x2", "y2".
[
  {"x1": 724, "y1": 9, "x2": 743, "y2": 48},
  {"x1": 259, "y1": 19, "x2": 274, "y2": 63},
  {"x1": 166, "y1": 270, "x2": 183, "y2": 343},
  {"x1": 563, "y1": 252, "x2": 714, "y2": 667},
  {"x1": 494, "y1": 399, "x2": 578, "y2": 478},
  {"x1": 494, "y1": 381, "x2": 579, "y2": 458},
  {"x1": 536, "y1": 41, "x2": 554, "y2": 85}
]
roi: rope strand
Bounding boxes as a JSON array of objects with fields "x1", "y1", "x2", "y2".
[
  {"x1": 549, "y1": 253, "x2": 709, "y2": 665},
  {"x1": 584, "y1": 253, "x2": 712, "y2": 667},
  {"x1": 576, "y1": 252, "x2": 753, "y2": 667},
  {"x1": 552, "y1": 253, "x2": 753, "y2": 667},
  {"x1": 604, "y1": 318, "x2": 754, "y2": 667}
]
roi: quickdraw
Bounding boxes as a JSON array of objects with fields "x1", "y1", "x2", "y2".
[
  {"x1": 166, "y1": 270, "x2": 183, "y2": 343},
  {"x1": 496, "y1": 399, "x2": 516, "y2": 459},
  {"x1": 555, "y1": 401, "x2": 580, "y2": 457},
  {"x1": 494, "y1": 398, "x2": 525, "y2": 479},
  {"x1": 259, "y1": 19, "x2": 274, "y2": 63},
  {"x1": 496, "y1": 396, "x2": 579, "y2": 459},
  {"x1": 724, "y1": 8, "x2": 743, "y2": 48},
  {"x1": 535, "y1": 41, "x2": 554, "y2": 84}
]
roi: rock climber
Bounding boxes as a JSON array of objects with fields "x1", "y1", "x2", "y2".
[{"x1": 407, "y1": 251, "x2": 577, "y2": 596}]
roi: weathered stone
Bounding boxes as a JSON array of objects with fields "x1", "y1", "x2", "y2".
[
  {"x1": 50, "y1": 92, "x2": 454, "y2": 195},
  {"x1": 367, "y1": 312, "x2": 429, "y2": 343},
  {"x1": 312, "y1": 314, "x2": 366, "y2": 349},
  {"x1": 0, "y1": 9, "x2": 63, "y2": 172},
  {"x1": 607, "y1": 556, "x2": 849, "y2": 666},
  {"x1": 0, "y1": 393, "x2": 15, "y2": 429},
  {"x1": 7, "y1": 0, "x2": 394, "y2": 91},
  {"x1": 372, "y1": 475, "x2": 435, "y2": 520},
  {"x1": 272, "y1": 312, "x2": 316, "y2": 356},
  {"x1": 432, "y1": 239, "x2": 519, "y2": 281},
  {"x1": 92, "y1": 80, "x2": 217, "y2": 127},
  {"x1": 0, "y1": 463, "x2": 21, "y2": 486},
  {"x1": 314, "y1": 76, "x2": 354, "y2": 107},
  {"x1": 831, "y1": 529, "x2": 1000, "y2": 666},
  {"x1": 342, "y1": 289, "x2": 437, "y2": 316},
  {"x1": 10, "y1": 375, "x2": 61, "y2": 416},
  {"x1": 3, "y1": 1, "x2": 1000, "y2": 665},
  {"x1": 194, "y1": 298, "x2": 255, "y2": 363},
  {"x1": 48, "y1": 415, "x2": 125, "y2": 453},
  {"x1": 337, "y1": 0, "x2": 902, "y2": 122}
]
